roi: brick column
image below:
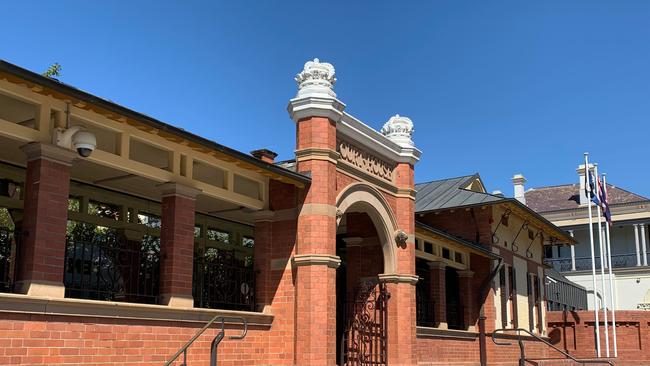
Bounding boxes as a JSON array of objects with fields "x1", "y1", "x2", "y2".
[
  {"x1": 293, "y1": 115, "x2": 340, "y2": 366},
  {"x1": 159, "y1": 182, "x2": 200, "y2": 307},
  {"x1": 458, "y1": 269, "x2": 475, "y2": 330},
  {"x1": 383, "y1": 162, "x2": 418, "y2": 365},
  {"x1": 429, "y1": 261, "x2": 447, "y2": 329},
  {"x1": 16, "y1": 142, "x2": 76, "y2": 297}
]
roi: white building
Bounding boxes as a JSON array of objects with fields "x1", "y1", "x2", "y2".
[{"x1": 514, "y1": 167, "x2": 650, "y2": 310}]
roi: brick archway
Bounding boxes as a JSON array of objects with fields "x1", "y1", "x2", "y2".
[{"x1": 335, "y1": 182, "x2": 398, "y2": 276}]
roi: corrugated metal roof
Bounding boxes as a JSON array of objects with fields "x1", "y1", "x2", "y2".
[{"x1": 415, "y1": 174, "x2": 504, "y2": 212}]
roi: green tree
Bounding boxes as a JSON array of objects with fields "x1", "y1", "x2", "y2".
[{"x1": 42, "y1": 63, "x2": 62, "y2": 78}]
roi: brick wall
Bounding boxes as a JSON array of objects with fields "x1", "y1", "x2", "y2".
[
  {"x1": 418, "y1": 207, "x2": 493, "y2": 246},
  {"x1": 0, "y1": 313, "x2": 273, "y2": 366},
  {"x1": 547, "y1": 310, "x2": 650, "y2": 365},
  {"x1": 416, "y1": 332, "x2": 552, "y2": 366}
]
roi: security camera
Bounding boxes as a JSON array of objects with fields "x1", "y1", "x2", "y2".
[
  {"x1": 72, "y1": 130, "x2": 97, "y2": 157},
  {"x1": 53, "y1": 126, "x2": 97, "y2": 157}
]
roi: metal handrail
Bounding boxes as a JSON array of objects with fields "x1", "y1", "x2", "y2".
[
  {"x1": 492, "y1": 328, "x2": 613, "y2": 366},
  {"x1": 165, "y1": 315, "x2": 247, "y2": 366}
]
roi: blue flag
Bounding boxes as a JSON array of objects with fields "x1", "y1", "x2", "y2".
[
  {"x1": 598, "y1": 175, "x2": 612, "y2": 226},
  {"x1": 586, "y1": 171, "x2": 600, "y2": 205}
]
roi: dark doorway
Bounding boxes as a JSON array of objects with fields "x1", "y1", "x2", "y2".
[
  {"x1": 336, "y1": 212, "x2": 388, "y2": 365},
  {"x1": 336, "y1": 235, "x2": 348, "y2": 366}
]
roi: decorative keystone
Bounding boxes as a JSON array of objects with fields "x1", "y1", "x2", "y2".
[
  {"x1": 381, "y1": 114, "x2": 415, "y2": 148},
  {"x1": 295, "y1": 58, "x2": 337, "y2": 98}
]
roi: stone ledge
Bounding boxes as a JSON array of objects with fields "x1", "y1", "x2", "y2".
[
  {"x1": 0, "y1": 292, "x2": 274, "y2": 327},
  {"x1": 416, "y1": 326, "x2": 479, "y2": 340},
  {"x1": 292, "y1": 254, "x2": 341, "y2": 268},
  {"x1": 378, "y1": 273, "x2": 420, "y2": 285}
]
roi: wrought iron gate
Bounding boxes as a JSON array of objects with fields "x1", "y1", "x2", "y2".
[{"x1": 342, "y1": 280, "x2": 389, "y2": 366}]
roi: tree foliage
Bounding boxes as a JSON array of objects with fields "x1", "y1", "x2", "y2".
[{"x1": 42, "y1": 62, "x2": 62, "y2": 78}]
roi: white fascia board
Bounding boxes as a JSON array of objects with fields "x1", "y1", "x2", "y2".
[{"x1": 338, "y1": 112, "x2": 421, "y2": 165}]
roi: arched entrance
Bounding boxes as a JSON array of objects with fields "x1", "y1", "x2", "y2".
[{"x1": 335, "y1": 184, "x2": 398, "y2": 366}]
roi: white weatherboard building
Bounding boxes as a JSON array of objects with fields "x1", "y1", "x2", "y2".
[{"x1": 514, "y1": 167, "x2": 650, "y2": 310}]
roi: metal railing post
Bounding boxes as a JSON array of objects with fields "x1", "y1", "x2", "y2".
[
  {"x1": 165, "y1": 316, "x2": 247, "y2": 366},
  {"x1": 491, "y1": 328, "x2": 614, "y2": 366}
]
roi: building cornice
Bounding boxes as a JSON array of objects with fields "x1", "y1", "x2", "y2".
[
  {"x1": 287, "y1": 96, "x2": 346, "y2": 124},
  {"x1": 338, "y1": 112, "x2": 421, "y2": 165}
]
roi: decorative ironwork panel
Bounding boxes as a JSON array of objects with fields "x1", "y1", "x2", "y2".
[
  {"x1": 64, "y1": 222, "x2": 160, "y2": 303},
  {"x1": 416, "y1": 288, "x2": 435, "y2": 327},
  {"x1": 0, "y1": 227, "x2": 17, "y2": 292},
  {"x1": 342, "y1": 280, "x2": 389, "y2": 366},
  {"x1": 193, "y1": 248, "x2": 255, "y2": 311}
]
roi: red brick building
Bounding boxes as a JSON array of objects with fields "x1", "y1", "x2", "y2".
[{"x1": 0, "y1": 58, "x2": 579, "y2": 365}]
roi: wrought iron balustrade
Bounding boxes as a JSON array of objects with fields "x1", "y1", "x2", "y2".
[
  {"x1": 416, "y1": 298, "x2": 435, "y2": 327},
  {"x1": 0, "y1": 227, "x2": 17, "y2": 292},
  {"x1": 447, "y1": 304, "x2": 464, "y2": 330},
  {"x1": 64, "y1": 222, "x2": 160, "y2": 303},
  {"x1": 544, "y1": 252, "x2": 645, "y2": 272},
  {"x1": 193, "y1": 248, "x2": 255, "y2": 311}
]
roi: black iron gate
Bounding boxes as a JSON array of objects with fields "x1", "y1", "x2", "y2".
[{"x1": 341, "y1": 280, "x2": 389, "y2": 366}]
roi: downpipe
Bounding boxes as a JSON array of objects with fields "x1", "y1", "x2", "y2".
[{"x1": 478, "y1": 257, "x2": 503, "y2": 366}]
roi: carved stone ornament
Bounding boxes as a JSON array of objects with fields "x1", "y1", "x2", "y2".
[
  {"x1": 294, "y1": 58, "x2": 337, "y2": 98},
  {"x1": 381, "y1": 114, "x2": 415, "y2": 148},
  {"x1": 336, "y1": 209, "x2": 344, "y2": 224},
  {"x1": 395, "y1": 230, "x2": 408, "y2": 247},
  {"x1": 337, "y1": 139, "x2": 394, "y2": 182}
]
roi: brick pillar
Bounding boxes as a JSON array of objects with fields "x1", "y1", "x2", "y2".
[
  {"x1": 429, "y1": 261, "x2": 447, "y2": 329},
  {"x1": 382, "y1": 162, "x2": 418, "y2": 365},
  {"x1": 159, "y1": 182, "x2": 200, "y2": 307},
  {"x1": 458, "y1": 269, "x2": 475, "y2": 330},
  {"x1": 16, "y1": 143, "x2": 76, "y2": 297},
  {"x1": 293, "y1": 115, "x2": 340, "y2": 366}
]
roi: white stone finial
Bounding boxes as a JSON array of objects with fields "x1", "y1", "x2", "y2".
[
  {"x1": 294, "y1": 58, "x2": 337, "y2": 98},
  {"x1": 381, "y1": 114, "x2": 415, "y2": 147}
]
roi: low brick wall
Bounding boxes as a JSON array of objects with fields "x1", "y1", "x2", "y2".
[
  {"x1": 0, "y1": 312, "x2": 273, "y2": 366},
  {"x1": 415, "y1": 327, "x2": 552, "y2": 366},
  {"x1": 547, "y1": 310, "x2": 650, "y2": 366}
]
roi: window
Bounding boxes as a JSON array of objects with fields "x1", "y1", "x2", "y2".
[
  {"x1": 416, "y1": 258, "x2": 435, "y2": 327},
  {"x1": 442, "y1": 247, "x2": 451, "y2": 260},
  {"x1": 454, "y1": 252, "x2": 464, "y2": 264},
  {"x1": 68, "y1": 196, "x2": 81, "y2": 212},
  {"x1": 193, "y1": 214, "x2": 255, "y2": 312},
  {"x1": 194, "y1": 225, "x2": 202, "y2": 238},
  {"x1": 206, "y1": 228, "x2": 230, "y2": 244},
  {"x1": 64, "y1": 185, "x2": 161, "y2": 304},
  {"x1": 242, "y1": 236, "x2": 254, "y2": 248},
  {"x1": 137, "y1": 212, "x2": 161, "y2": 229},
  {"x1": 499, "y1": 266, "x2": 507, "y2": 328},
  {"x1": 424, "y1": 241, "x2": 434, "y2": 254},
  {"x1": 88, "y1": 200, "x2": 121, "y2": 221}
]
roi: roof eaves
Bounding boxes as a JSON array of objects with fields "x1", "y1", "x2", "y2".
[
  {"x1": 0, "y1": 60, "x2": 311, "y2": 186},
  {"x1": 415, "y1": 221, "x2": 500, "y2": 259}
]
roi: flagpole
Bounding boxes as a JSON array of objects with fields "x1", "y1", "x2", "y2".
[
  {"x1": 603, "y1": 173, "x2": 618, "y2": 357},
  {"x1": 584, "y1": 153, "x2": 601, "y2": 357},
  {"x1": 594, "y1": 164, "x2": 609, "y2": 357}
]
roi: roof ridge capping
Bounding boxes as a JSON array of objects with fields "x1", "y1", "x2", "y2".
[
  {"x1": 287, "y1": 58, "x2": 422, "y2": 166},
  {"x1": 415, "y1": 173, "x2": 480, "y2": 187}
]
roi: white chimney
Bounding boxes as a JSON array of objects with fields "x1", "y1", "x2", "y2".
[
  {"x1": 512, "y1": 174, "x2": 527, "y2": 204},
  {"x1": 577, "y1": 163, "x2": 594, "y2": 206}
]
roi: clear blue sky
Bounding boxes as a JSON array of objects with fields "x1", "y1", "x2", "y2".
[{"x1": 2, "y1": 1, "x2": 649, "y2": 197}]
